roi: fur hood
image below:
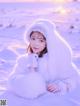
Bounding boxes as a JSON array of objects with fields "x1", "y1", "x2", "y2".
[{"x1": 23, "y1": 19, "x2": 77, "y2": 80}]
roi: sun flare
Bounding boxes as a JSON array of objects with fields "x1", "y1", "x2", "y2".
[{"x1": 0, "y1": 0, "x2": 72, "y2": 3}]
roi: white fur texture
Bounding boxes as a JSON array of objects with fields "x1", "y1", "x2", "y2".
[{"x1": 9, "y1": 72, "x2": 46, "y2": 99}]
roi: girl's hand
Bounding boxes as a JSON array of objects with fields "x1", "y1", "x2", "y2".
[{"x1": 47, "y1": 83, "x2": 61, "y2": 93}]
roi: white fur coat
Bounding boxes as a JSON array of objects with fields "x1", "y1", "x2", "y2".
[{"x1": 8, "y1": 19, "x2": 80, "y2": 99}]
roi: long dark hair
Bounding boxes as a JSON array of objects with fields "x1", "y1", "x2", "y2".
[{"x1": 27, "y1": 31, "x2": 48, "y2": 57}]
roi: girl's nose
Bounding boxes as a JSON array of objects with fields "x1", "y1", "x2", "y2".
[{"x1": 34, "y1": 41, "x2": 39, "y2": 46}]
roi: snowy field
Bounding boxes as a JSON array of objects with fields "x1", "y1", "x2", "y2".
[{"x1": 0, "y1": 2, "x2": 80, "y2": 106}]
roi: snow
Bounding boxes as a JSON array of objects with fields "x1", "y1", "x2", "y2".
[{"x1": 0, "y1": 90, "x2": 79, "y2": 106}]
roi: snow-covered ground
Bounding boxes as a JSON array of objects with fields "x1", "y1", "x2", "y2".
[{"x1": 0, "y1": 2, "x2": 80, "y2": 106}]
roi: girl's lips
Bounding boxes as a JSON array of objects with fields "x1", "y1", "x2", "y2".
[{"x1": 33, "y1": 47, "x2": 39, "y2": 50}]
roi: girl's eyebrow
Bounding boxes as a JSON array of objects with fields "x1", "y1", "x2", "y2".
[{"x1": 37, "y1": 37, "x2": 45, "y2": 40}]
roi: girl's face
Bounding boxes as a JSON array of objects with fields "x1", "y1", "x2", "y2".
[{"x1": 30, "y1": 32, "x2": 46, "y2": 54}]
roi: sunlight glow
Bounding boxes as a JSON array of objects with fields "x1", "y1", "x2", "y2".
[
  {"x1": 0, "y1": 0, "x2": 72, "y2": 3},
  {"x1": 53, "y1": 0, "x2": 66, "y2": 3},
  {"x1": 55, "y1": 7, "x2": 68, "y2": 15}
]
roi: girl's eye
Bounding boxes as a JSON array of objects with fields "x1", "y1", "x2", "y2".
[
  {"x1": 40, "y1": 39, "x2": 44, "y2": 42},
  {"x1": 31, "y1": 38, "x2": 35, "y2": 40}
]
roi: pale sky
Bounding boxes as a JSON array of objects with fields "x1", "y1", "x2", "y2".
[{"x1": 0, "y1": 0, "x2": 73, "y2": 3}]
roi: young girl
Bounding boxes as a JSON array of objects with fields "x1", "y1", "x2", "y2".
[{"x1": 8, "y1": 19, "x2": 80, "y2": 99}]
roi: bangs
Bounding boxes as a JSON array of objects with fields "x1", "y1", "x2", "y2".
[{"x1": 30, "y1": 31, "x2": 46, "y2": 40}]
